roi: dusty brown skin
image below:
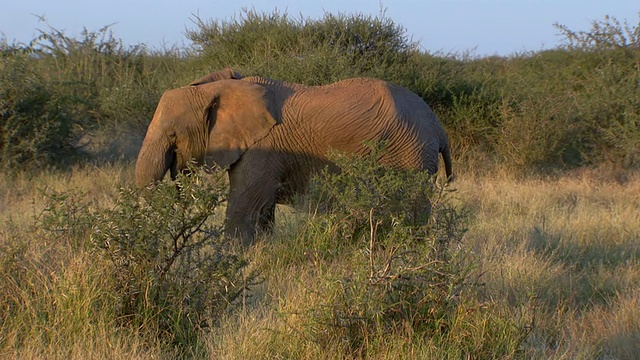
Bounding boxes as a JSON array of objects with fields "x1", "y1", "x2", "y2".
[{"x1": 136, "y1": 68, "x2": 453, "y2": 243}]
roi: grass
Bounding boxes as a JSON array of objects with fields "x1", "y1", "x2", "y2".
[
  {"x1": 206, "y1": 168, "x2": 640, "y2": 359},
  {"x1": 1, "y1": 163, "x2": 638, "y2": 358},
  {"x1": 458, "y1": 169, "x2": 640, "y2": 358},
  {"x1": 1, "y1": 8, "x2": 639, "y2": 358}
]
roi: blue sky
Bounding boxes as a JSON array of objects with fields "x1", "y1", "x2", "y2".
[{"x1": 1, "y1": 0, "x2": 638, "y2": 56}]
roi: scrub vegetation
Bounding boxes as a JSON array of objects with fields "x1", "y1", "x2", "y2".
[{"x1": 1, "y1": 9, "x2": 639, "y2": 359}]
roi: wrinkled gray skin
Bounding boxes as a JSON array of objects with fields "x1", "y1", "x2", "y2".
[{"x1": 136, "y1": 68, "x2": 453, "y2": 244}]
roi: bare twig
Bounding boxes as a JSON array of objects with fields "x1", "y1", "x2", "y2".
[
  {"x1": 368, "y1": 208, "x2": 382, "y2": 281},
  {"x1": 369, "y1": 208, "x2": 376, "y2": 280}
]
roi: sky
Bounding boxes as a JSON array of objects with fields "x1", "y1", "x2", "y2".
[{"x1": 1, "y1": 0, "x2": 638, "y2": 56}]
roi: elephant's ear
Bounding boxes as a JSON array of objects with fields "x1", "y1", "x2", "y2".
[
  {"x1": 203, "y1": 80, "x2": 279, "y2": 168},
  {"x1": 189, "y1": 68, "x2": 243, "y2": 86}
]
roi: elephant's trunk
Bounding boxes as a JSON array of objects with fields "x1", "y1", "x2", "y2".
[{"x1": 135, "y1": 133, "x2": 175, "y2": 187}]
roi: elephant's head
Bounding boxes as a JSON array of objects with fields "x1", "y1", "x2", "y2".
[{"x1": 135, "y1": 79, "x2": 279, "y2": 187}]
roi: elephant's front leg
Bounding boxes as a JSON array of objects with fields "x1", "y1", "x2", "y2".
[
  {"x1": 258, "y1": 202, "x2": 276, "y2": 233},
  {"x1": 225, "y1": 199, "x2": 276, "y2": 246},
  {"x1": 224, "y1": 166, "x2": 278, "y2": 246}
]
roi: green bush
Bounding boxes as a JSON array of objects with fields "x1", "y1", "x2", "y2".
[
  {"x1": 1, "y1": 25, "x2": 188, "y2": 170},
  {"x1": 292, "y1": 144, "x2": 474, "y2": 353},
  {"x1": 187, "y1": 8, "x2": 417, "y2": 84},
  {"x1": 0, "y1": 55, "x2": 77, "y2": 170},
  {"x1": 573, "y1": 21, "x2": 639, "y2": 171},
  {"x1": 310, "y1": 142, "x2": 449, "y2": 237},
  {"x1": 91, "y1": 168, "x2": 258, "y2": 347},
  {"x1": 493, "y1": 14, "x2": 640, "y2": 171},
  {"x1": 3, "y1": 10, "x2": 639, "y2": 173},
  {"x1": 0, "y1": 167, "x2": 256, "y2": 353}
]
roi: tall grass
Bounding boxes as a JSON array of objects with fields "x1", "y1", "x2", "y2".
[
  {"x1": 0, "y1": 164, "x2": 255, "y2": 358},
  {"x1": 2, "y1": 162, "x2": 638, "y2": 358},
  {"x1": 1, "y1": 8, "x2": 639, "y2": 359},
  {"x1": 462, "y1": 169, "x2": 640, "y2": 358},
  {"x1": 199, "y1": 168, "x2": 640, "y2": 359}
]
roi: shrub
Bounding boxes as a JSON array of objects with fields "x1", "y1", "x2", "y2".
[
  {"x1": 25, "y1": 25, "x2": 182, "y2": 129},
  {"x1": 494, "y1": 14, "x2": 640, "y2": 171},
  {"x1": 186, "y1": 8, "x2": 417, "y2": 84},
  {"x1": 90, "y1": 168, "x2": 258, "y2": 347},
  {"x1": 310, "y1": 142, "x2": 453, "y2": 237},
  {"x1": 1, "y1": 25, "x2": 188, "y2": 168},
  {"x1": 0, "y1": 166, "x2": 256, "y2": 353},
  {"x1": 550, "y1": 15, "x2": 640, "y2": 169},
  {"x1": 0, "y1": 55, "x2": 77, "y2": 169},
  {"x1": 293, "y1": 144, "x2": 473, "y2": 353}
]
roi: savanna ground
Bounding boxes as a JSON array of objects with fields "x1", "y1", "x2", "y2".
[{"x1": 1, "y1": 9, "x2": 639, "y2": 359}]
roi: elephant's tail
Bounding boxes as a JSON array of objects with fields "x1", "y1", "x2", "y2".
[{"x1": 441, "y1": 143, "x2": 454, "y2": 183}]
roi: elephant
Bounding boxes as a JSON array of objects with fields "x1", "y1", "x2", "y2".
[{"x1": 135, "y1": 68, "x2": 453, "y2": 244}]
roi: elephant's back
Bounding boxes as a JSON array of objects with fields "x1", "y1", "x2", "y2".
[
  {"x1": 325, "y1": 78, "x2": 445, "y2": 172},
  {"x1": 272, "y1": 77, "x2": 445, "y2": 173},
  {"x1": 290, "y1": 79, "x2": 396, "y2": 147}
]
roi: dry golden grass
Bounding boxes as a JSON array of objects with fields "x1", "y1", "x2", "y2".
[
  {"x1": 1, "y1": 164, "x2": 638, "y2": 358},
  {"x1": 456, "y1": 169, "x2": 640, "y2": 358},
  {"x1": 0, "y1": 163, "x2": 146, "y2": 360},
  {"x1": 206, "y1": 169, "x2": 640, "y2": 359},
  {"x1": 0, "y1": 162, "x2": 135, "y2": 226}
]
